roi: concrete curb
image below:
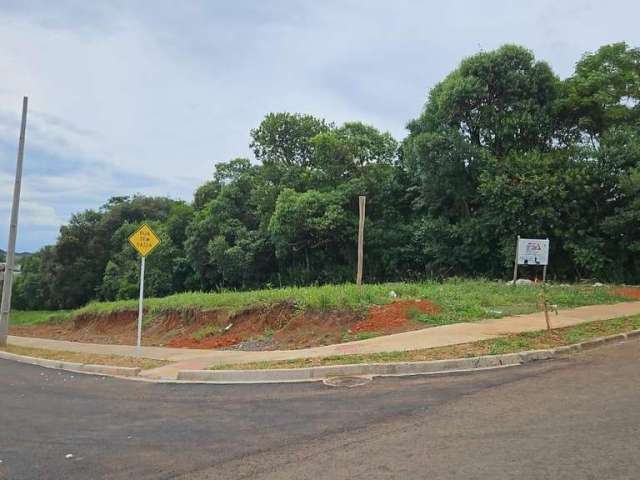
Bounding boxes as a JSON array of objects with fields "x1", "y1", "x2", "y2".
[
  {"x1": 0, "y1": 350, "x2": 141, "y2": 377},
  {"x1": 176, "y1": 328, "x2": 640, "y2": 384},
  {"x1": 177, "y1": 354, "x2": 523, "y2": 383},
  {"x1": 2, "y1": 328, "x2": 638, "y2": 384}
]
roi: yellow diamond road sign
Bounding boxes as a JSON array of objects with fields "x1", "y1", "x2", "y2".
[{"x1": 128, "y1": 223, "x2": 161, "y2": 257}]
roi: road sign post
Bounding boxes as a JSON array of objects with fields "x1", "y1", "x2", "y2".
[
  {"x1": 0, "y1": 97, "x2": 28, "y2": 347},
  {"x1": 136, "y1": 256, "x2": 146, "y2": 353},
  {"x1": 128, "y1": 224, "x2": 161, "y2": 354}
]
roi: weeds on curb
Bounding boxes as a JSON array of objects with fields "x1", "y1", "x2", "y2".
[{"x1": 1, "y1": 345, "x2": 167, "y2": 369}]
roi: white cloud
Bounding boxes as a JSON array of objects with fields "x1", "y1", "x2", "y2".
[{"x1": 0, "y1": 172, "x2": 62, "y2": 227}]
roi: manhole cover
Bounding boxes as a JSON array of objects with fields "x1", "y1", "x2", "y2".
[{"x1": 322, "y1": 376, "x2": 372, "y2": 388}]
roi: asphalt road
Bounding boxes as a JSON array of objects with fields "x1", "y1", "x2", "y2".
[{"x1": 1, "y1": 340, "x2": 639, "y2": 480}]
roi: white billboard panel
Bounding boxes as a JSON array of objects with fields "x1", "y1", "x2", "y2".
[{"x1": 517, "y1": 238, "x2": 549, "y2": 266}]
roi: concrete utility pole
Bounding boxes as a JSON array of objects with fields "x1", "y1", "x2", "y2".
[{"x1": 0, "y1": 96, "x2": 28, "y2": 347}]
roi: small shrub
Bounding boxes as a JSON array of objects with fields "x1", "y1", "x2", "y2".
[
  {"x1": 406, "y1": 306, "x2": 422, "y2": 321},
  {"x1": 192, "y1": 324, "x2": 223, "y2": 341}
]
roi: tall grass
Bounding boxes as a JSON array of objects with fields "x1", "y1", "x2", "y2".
[
  {"x1": 69, "y1": 279, "x2": 627, "y2": 326},
  {"x1": 10, "y1": 310, "x2": 71, "y2": 326}
]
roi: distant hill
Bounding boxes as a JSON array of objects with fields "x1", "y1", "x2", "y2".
[{"x1": 0, "y1": 249, "x2": 32, "y2": 263}]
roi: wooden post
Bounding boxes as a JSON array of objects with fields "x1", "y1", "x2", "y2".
[
  {"x1": 538, "y1": 283, "x2": 552, "y2": 331},
  {"x1": 512, "y1": 235, "x2": 520, "y2": 285},
  {"x1": 542, "y1": 291, "x2": 552, "y2": 331},
  {"x1": 356, "y1": 196, "x2": 366, "y2": 289}
]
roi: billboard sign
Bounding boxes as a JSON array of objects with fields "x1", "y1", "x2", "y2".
[{"x1": 517, "y1": 238, "x2": 549, "y2": 266}]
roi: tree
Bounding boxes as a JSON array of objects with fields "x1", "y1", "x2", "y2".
[
  {"x1": 250, "y1": 113, "x2": 331, "y2": 167},
  {"x1": 36, "y1": 196, "x2": 184, "y2": 308},
  {"x1": 563, "y1": 126, "x2": 640, "y2": 280},
  {"x1": 408, "y1": 44, "x2": 560, "y2": 158},
  {"x1": 402, "y1": 128, "x2": 487, "y2": 218},
  {"x1": 12, "y1": 248, "x2": 55, "y2": 310},
  {"x1": 400, "y1": 45, "x2": 566, "y2": 279},
  {"x1": 269, "y1": 188, "x2": 354, "y2": 283},
  {"x1": 478, "y1": 151, "x2": 571, "y2": 275},
  {"x1": 193, "y1": 180, "x2": 220, "y2": 210},
  {"x1": 560, "y1": 42, "x2": 640, "y2": 140},
  {"x1": 312, "y1": 122, "x2": 397, "y2": 181},
  {"x1": 185, "y1": 159, "x2": 276, "y2": 290}
]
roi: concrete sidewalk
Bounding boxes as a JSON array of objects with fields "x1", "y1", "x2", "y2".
[{"x1": 8, "y1": 301, "x2": 640, "y2": 379}]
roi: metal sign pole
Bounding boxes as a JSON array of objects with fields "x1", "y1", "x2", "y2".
[
  {"x1": 512, "y1": 235, "x2": 520, "y2": 285},
  {"x1": 0, "y1": 97, "x2": 28, "y2": 347},
  {"x1": 128, "y1": 223, "x2": 160, "y2": 356},
  {"x1": 136, "y1": 255, "x2": 146, "y2": 355}
]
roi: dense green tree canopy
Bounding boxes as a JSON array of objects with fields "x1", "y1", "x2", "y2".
[
  {"x1": 561, "y1": 42, "x2": 640, "y2": 139},
  {"x1": 13, "y1": 42, "x2": 640, "y2": 310},
  {"x1": 408, "y1": 44, "x2": 560, "y2": 158},
  {"x1": 250, "y1": 112, "x2": 331, "y2": 167}
]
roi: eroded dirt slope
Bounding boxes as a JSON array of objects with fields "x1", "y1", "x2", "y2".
[{"x1": 11, "y1": 300, "x2": 440, "y2": 351}]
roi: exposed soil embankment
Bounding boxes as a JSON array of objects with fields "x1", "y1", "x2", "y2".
[
  {"x1": 10, "y1": 299, "x2": 440, "y2": 351},
  {"x1": 351, "y1": 300, "x2": 440, "y2": 334},
  {"x1": 613, "y1": 287, "x2": 640, "y2": 300}
]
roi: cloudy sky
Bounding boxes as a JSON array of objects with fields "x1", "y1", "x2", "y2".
[{"x1": 1, "y1": 0, "x2": 639, "y2": 251}]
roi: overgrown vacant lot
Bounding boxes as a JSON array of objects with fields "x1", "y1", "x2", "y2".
[{"x1": 9, "y1": 280, "x2": 634, "y2": 351}]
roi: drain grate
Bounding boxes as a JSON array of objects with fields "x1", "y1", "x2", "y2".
[{"x1": 322, "y1": 376, "x2": 372, "y2": 388}]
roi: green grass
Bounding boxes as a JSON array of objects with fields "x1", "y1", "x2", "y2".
[
  {"x1": 406, "y1": 306, "x2": 423, "y2": 321},
  {"x1": 211, "y1": 315, "x2": 640, "y2": 370},
  {"x1": 10, "y1": 310, "x2": 71, "y2": 326},
  {"x1": 31, "y1": 279, "x2": 630, "y2": 326},
  {"x1": 263, "y1": 327, "x2": 275, "y2": 338},
  {"x1": 488, "y1": 315, "x2": 640, "y2": 354},
  {"x1": 192, "y1": 324, "x2": 224, "y2": 341}
]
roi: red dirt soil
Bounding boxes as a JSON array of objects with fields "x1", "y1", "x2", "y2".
[
  {"x1": 613, "y1": 287, "x2": 640, "y2": 300},
  {"x1": 10, "y1": 299, "x2": 441, "y2": 351},
  {"x1": 272, "y1": 310, "x2": 362, "y2": 349},
  {"x1": 351, "y1": 300, "x2": 440, "y2": 334},
  {"x1": 165, "y1": 303, "x2": 297, "y2": 349}
]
